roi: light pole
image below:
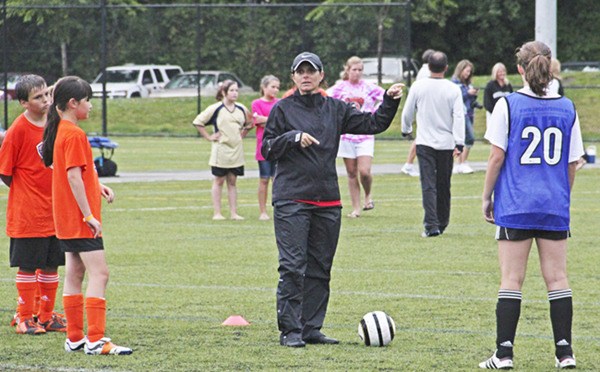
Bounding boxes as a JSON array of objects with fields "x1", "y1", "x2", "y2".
[{"x1": 535, "y1": 0, "x2": 557, "y2": 58}]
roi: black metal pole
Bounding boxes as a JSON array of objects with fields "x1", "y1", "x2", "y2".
[
  {"x1": 2, "y1": 0, "x2": 8, "y2": 129},
  {"x1": 195, "y1": 4, "x2": 201, "y2": 114},
  {"x1": 100, "y1": 0, "x2": 108, "y2": 136},
  {"x1": 405, "y1": 0, "x2": 412, "y2": 87}
]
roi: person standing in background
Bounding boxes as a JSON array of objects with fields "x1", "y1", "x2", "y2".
[
  {"x1": 451, "y1": 59, "x2": 478, "y2": 174},
  {"x1": 547, "y1": 58, "x2": 564, "y2": 96},
  {"x1": 193, "y1": 80, "x2": 252, "y2": 221},
  {"x1": 401, "y1": 51, "x2": 465, "y2": 238},
  {"x1": 401, "y1": 49, "x2": 435, "y2": 177},
  {"x1": 327, "y1": 56, "x2": 385, "y2": 218},
  {"x1": 483, "y1": 63, "x2": 513, "y2": 129},
  {"x1": 251, "y1": 75, "x2": 280, "y2": 221}
]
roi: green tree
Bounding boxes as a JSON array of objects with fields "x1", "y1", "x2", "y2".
[
  {"x1": 557, "y1": 0, "x2": 600, "y2": 61},
  {"x1": 3, "y1": 0, "x2": 142, "y2": 80}
]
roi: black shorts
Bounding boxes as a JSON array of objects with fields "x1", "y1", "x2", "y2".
[
  {"x1": 211, "y1": 166, "x2": 244, "y2": 177},
  {"x1": 10, "y1": 236, "x2": 65, "y2": 270},
  {"x1": 60, "y1": 238, "x2": 104, "y2": 253},
  {"x1": 496, "y1": 226, "x2": 570, "y2": 241}
]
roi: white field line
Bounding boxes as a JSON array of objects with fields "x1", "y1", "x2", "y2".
[{"x1": 0, "y1": 365, "x2": 124, "y2": 372}]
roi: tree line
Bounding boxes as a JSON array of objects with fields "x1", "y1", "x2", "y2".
[{"x1": 2, "y1": 0, "x2": 599, "y2": 89}]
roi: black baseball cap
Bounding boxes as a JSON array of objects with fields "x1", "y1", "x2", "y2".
[{"x1": 291, "y1": 52, "x2": 323, "y2": 72}]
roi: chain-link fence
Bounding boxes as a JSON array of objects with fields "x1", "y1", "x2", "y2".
[{"x1": 1, "y1": 1, "x2": 411, "y2": 134}]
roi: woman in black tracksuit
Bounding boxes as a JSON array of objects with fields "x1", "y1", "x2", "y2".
[{"x1": 261, "y1": 52, "x2": 403, "y2": 347}]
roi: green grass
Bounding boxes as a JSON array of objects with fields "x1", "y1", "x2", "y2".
[
  {"x1": 2, "y1": 71, "x2": 600, "y2": 140},
  {"x1": 0, "y1": 139, "x2": 599, "y2": 371}
]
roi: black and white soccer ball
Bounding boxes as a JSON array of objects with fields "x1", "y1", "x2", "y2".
[{"x1": 358, "y1": 311, "x2": 396, "y2": 347}]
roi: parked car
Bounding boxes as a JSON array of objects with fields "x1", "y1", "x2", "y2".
[
  {"x1": 90, "y1": 64, "x2": 183, "y2": 98},
  {"x1": 361, "y1": 56, "x2": 420, "y2": 85},
  {"x1": 150, "y1": 70, "x2": 255, "y2": 98},
  {"x1": 0, "y1": 72, "x2": 23, "y2": 100}
]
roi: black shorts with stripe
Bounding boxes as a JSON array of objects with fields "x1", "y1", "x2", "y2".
[
  {"x1": 10, "y1": 236, "x2": 65, "y2": 270},
  {"x1": 496, "y1": 226, "x2": 570, "y2": 241}
]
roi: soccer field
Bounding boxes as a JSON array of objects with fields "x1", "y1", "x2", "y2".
[{"x1": 0, "y1": 138, "x2": 598, "y2": 371}]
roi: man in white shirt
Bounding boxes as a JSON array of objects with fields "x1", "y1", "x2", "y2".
[
  {"x1": 401, "y1": 51, "x2": 465, "y2": 237},
  {"x1": 401, "y1": 49, "x2": 436, "y2": 177}
]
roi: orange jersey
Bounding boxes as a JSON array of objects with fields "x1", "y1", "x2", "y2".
[
  {"x1": 0, "y1": 114, "x2": 54, "y2": 237},
  {"x1": 52, "y1": 120, "x2": 101, "y2": 239}
]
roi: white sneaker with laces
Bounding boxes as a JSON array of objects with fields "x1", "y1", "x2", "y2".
[
  {"x1": 461, "y1": 163, "x2": 474, "y2": 174},
  {"x1": 84, "y1": 337, "x2": 133, "y2": 355},
  {"x1": 479, "y1": 351, "x2": 513, "y2": 369},
  {"x1": 65, "y1": 336, "x2": 87, "y2": 352},
  {"x1": 400, "y1": 163, "x2": 419, "y2": 177},
  {"x1": 555, "y1": 355, "x2": 576, "y2": 369}
]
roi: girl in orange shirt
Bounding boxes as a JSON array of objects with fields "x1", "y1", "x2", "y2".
[{"x1": 41, "y1": 76, "x2": 132, "y2": 355}]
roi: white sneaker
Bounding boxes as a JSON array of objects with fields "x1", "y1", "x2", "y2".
[
  {"x1": 84, "y1": 337, "x2": 133, "y2": 355},
  {"x1": 479, "y1": 351, "x2": 513, "y2": 369},
  {"x1": 453, "y1": 163, "x2": 462, "y2": 174},
  {"x1": 461, "y1": 163, "x2": 474, "y2": 174},
  {"x1": 555, "y1": 355, "x2": 576, "y2": 369},
  {"x1": 400, "y1": 163, "x2": 419, "y2": 177},
  {"x1": 65, "y1": 336, "x2": 87, "y2": 352}
]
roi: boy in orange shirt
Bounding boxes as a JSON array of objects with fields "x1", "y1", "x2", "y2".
[{"x1": 0, "y1": 75, "x2": 67, "y2": 334}]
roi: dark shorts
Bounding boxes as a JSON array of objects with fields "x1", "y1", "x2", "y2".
[
  {"x1": 60, "y1": 238, "x2": 104, "y2": 253},
  {"x1": 258, "y1": 160, "x2": 275, "y2": 179},
  {"x1": 496, "y1": 226, "x2": 570, "y2": 241},
  {"x1": 10, "y1": 236, "x2": 65, "y2": 270},
  {"x1": 211, "y1": 166, "x2": 244, "y2": 177}
]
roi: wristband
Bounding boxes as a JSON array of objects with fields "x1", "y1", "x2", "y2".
[{"x1": 83, "y1": 214, "x2": 94, "y2": 222}]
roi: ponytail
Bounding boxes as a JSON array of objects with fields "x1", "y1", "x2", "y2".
[
  {"x1": 516, "y1": 41, "x2": 552, "y2": 96},
  {"x1": 42, "y1": 105, "x2": 60, "y2": 166},
  {"x1": 524, "y1": 55, "x2": 552, "y2": 96}
]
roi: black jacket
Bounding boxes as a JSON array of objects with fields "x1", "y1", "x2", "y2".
[
  {"x1": 261, "y1": 89, "x2": 400, "y2": 203},
  {"x1": 483, "y1": 80, "x2": 513, "y2": 113}
]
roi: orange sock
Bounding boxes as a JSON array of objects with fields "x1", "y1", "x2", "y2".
[
  {"x1": 63, "y1": 294, "x2": 85, "y2": 342},
  {"x1": 37, "y1": 272, "x2": 59, "y2": 324},
  {"x1": 86, "y1": 297, "x2": 106, "y2": 343},
  {"x1": 33, "y1": 269, "x2": 42, "y2": 317},
  {"x1": 15, "y1": 272, "x2": 37, "y2": 321}
]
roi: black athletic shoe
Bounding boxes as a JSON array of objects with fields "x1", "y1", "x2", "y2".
[{"x1": 421, "y1": 229, "x2": 441, "y2": 238}]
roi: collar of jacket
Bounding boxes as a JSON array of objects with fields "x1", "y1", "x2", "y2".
[{"x1": 293, "y1": 89, "x2": 325, "y2": 108}]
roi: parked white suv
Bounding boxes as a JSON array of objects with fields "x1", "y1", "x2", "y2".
[
  {"x1": 361, "y1": 57, "x2": 419, "y2": 85},
  {"x1": 90, "y1": 64, "x2": 183, "y2": 98}
]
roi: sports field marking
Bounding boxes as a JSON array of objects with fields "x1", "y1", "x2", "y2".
[{"x1": 0, "y1": 364, "x2": 119, "y2": 372}]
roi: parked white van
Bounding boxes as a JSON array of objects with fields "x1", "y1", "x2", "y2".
[
  {"x1": 361, "y1": 57, "x2": 419, "y2": 85},
  {"x1": 90, "y1": 64, "x2": 183, "y2": 98}
]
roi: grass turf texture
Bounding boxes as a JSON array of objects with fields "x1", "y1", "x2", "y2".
[{"x1": 0, "y1": 139, "x2": 599, "y2": 371}]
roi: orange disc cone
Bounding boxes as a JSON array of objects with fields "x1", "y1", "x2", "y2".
[{"x1": 222, "y1": 315, "x2": 250, "y2": 326}]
